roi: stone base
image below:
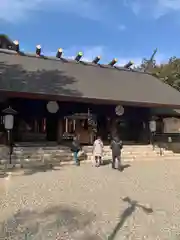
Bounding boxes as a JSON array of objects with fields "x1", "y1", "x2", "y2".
[{"x1": 158, "y1": 142, "x2": 180, "y2": 153}]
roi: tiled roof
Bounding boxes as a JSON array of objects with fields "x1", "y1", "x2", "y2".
[{"x1": 1, "y1": 46, "x2": 180, "y2": 107}]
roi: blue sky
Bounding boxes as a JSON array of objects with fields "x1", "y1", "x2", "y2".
[{"x1": 0, "y1": 0, "x2": 180, "y2": 66}]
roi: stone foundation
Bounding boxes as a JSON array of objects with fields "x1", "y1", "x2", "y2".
[{"x1": 159, "y1": 142, "x2": 180, "y2": 153}]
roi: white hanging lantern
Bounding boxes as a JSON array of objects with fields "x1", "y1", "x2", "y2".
[
  {"x1": 4, "y1": 114, "x2": 14, "y2": 130},
  {"x1": 2, "y1": 106, "x2": 17, "y2": 130},
  {"x1": 115, "y1": 105, "x2": 124, "y2": 116},
  {"x1": 47, "y1": 101, "x2": 59, "y2": 113}
]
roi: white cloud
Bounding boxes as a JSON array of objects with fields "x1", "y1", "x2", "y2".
[
  {"x1": 124, "y1": 0, "x2": 180, "y2": 18},
  {"x1": 155, "y1": 53, "x2": 169, "y2": 64},
  {"x1": 117, "y1": 52, "x2": 168, "y2": 67},
  {"x1": 158, "y1": 0, "x2": 180, "y2": 11},
  {"x1": 2, "y1": 0, "x2": 179, "y2": 23},
  {"x1": 0, "y1": 0, "x2": 105, "y2": 23},
  {"x1": 81, "y1": 46, "x2": 105, "y2": 62},
  {"x1": 118, "y1": 24, "x2": 126, "y2": 31}
]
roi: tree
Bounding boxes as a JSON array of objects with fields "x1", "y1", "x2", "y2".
[
  {"x1": 135, "y1": 51, "x2": 180, "y2": 92},
  {"x1": 150, "y1": 57, "x2": 180, "y2": 91},
  {"x1": 134, "y1": 49, "x2": 157, "y2": 72}
]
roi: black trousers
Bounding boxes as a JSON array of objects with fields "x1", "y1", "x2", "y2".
[
  {"x1": 95, "y1": 156, "x2": 102, "y2": 166},
  {"x1": 150, "y1": 131, "x2": 155, "y2": 147},
  {"x1": 112, "y1": 154, "x2": 121, "y2": 169}
]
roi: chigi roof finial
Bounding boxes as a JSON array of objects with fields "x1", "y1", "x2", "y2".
[
  {"x1": 0, "y1": 34, "x2": 138, "y2": 71},
  {"x1": 36, "y1": 45, "x2": 41, "y2": 56},
  {"x1": 13, "y1": 40, "x2": 19, "y2": 52}
]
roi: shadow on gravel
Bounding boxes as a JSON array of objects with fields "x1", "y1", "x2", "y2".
[
  {"x1": 22, "y1": 164, "x2": 60, "y2": 176},
  {"x1": 101, "y1": 159, "x2": 131, "y2": 171},
  {"x1": 0, "y1": 164, "x2": 61, "y2": 177},
  {"x1": 121, "y1": 164, "x2": 131, "y2": 171},
  {"x1": 0, "y1": 205, "x2": 102, "y2": 239},
  {"x1": 108, "y1": 197, "x2": 153, "y2": 240},
  {"x1": 100, "y1": 159, "x2": 112, "y2": 166},
  {"x1": 0, "y1": 172, "x2": 8, "y2": 178}
]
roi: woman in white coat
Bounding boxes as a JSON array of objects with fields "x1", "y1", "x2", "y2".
[{"x1": 92, "y1": 136, "x2": 104, "y2": 167}]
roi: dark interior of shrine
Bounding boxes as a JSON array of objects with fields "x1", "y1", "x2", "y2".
[{"x1": 0, "y1": 98, "x2": 151, "y2": 143}]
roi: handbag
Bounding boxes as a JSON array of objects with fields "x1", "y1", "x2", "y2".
[{"x1": 77, "y1": 150, "x2": 84, "y2": 157}]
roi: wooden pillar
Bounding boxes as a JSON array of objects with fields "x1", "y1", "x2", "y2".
[
  {"x1": 57, "y1": 119, "x2": 63, "y2": 143},
  {"x1": 110, "y1": 118, "x2": 116, "y2": 138},
  {"x1": 65, "y1": 118, "x2": 68, "y2": 132}
]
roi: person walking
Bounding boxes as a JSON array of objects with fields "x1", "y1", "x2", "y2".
[
  {"x1": 110, "y1": 135, "x2": 123, "y2": 171},
  {"x1": 71, "y1": 135, "x2": 81, "y2": 166},
  {"x1": 149, "y1": 117, "x2": 156, "y2": 149},
  {"x1": 92, "y1": 136, "x2": 104, "y2": 167}
]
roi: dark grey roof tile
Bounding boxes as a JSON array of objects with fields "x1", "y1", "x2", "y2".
[{"x1": 1, "y1": 50, "x2": 180, "y2": 107}]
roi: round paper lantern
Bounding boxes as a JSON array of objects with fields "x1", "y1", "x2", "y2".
[
  {"x1": 47, "y1": 101, "x2": 59, "y2": 113},
  {"x1": 115, "y1": 105, "x2": 124, "y2": 116}
]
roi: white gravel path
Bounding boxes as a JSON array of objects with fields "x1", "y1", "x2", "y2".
[{"x1": 0, "y1": 160, "x2": 180, "y2": 239}]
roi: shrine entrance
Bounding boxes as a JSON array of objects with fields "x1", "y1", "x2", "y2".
[{"x1": 0, "y1": 97, "x2": 151, "y2": 145}]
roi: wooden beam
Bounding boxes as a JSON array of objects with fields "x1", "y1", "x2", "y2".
[{"x1": 1, "y1": 90, "x2": 180, "y2": 109}]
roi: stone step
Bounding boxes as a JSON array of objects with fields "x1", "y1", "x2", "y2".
[
  {"x1": 11, "y1": 152, "x2": 179, "y2": 160},
  {"x1": 1, "y1": 154, "x2": 180, "y2": 166},
  {"x1": 11, "y1": 150, "x2": 164, "y2": 158},
  {"x1": 13, "y1": 147, "x2": 155, "y2": 152},
  {"x1": 13, "y1": 145, "x2": 155, "y2": 149},
  {"x1": 3, "y1": 155, "x2": 180, "y2": 165},
  {"x1": 13, "y1": 143, "x2": 161, "y2": 148},
  {"x1": 11, "y1": 154, "x2": 162, "y2": 162},
  {"x1": 13, "y1": 148, "x2": 161, "y2": 153},
  {"x1": 158, "y1": 151, "x2": 180, "y2": 157},
  {"x1": 12, "y1": 152, "x2": 160, "y2": 158},
  {"x1": 13, "y1": 149, "x2": 175, "y2": 153},
  {"x1": 8, "y1": 155, "x2": 179, "y2": 165},
  {"x1": 12, "y1": 146, "x2": 173, "y2": 152},
  {"x1": 2, "y1": 144, "x2": 180, "y2": 166},
  {"x1": 13, "y1": 147, "x2": 154, "y2": 151},
  {"x1": 12, "y1": 149, "x2": 166, "y2": 156}
]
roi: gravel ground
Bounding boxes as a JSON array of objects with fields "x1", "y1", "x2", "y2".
[{"x1": 0, "y1": 160, "x2": 180, "y2": 239}]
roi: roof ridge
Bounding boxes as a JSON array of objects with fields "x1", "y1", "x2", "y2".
[{"x1": 0, "y1": 47, "x2": 146, "y2": 75}]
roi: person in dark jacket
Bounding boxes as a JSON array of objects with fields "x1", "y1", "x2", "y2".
[
  {"x1": 110, "y1": 136, "x2": 123, "y2": 171},
  {"x1": 71, "y1": 136, "x2": 81, "y2": 166}
]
